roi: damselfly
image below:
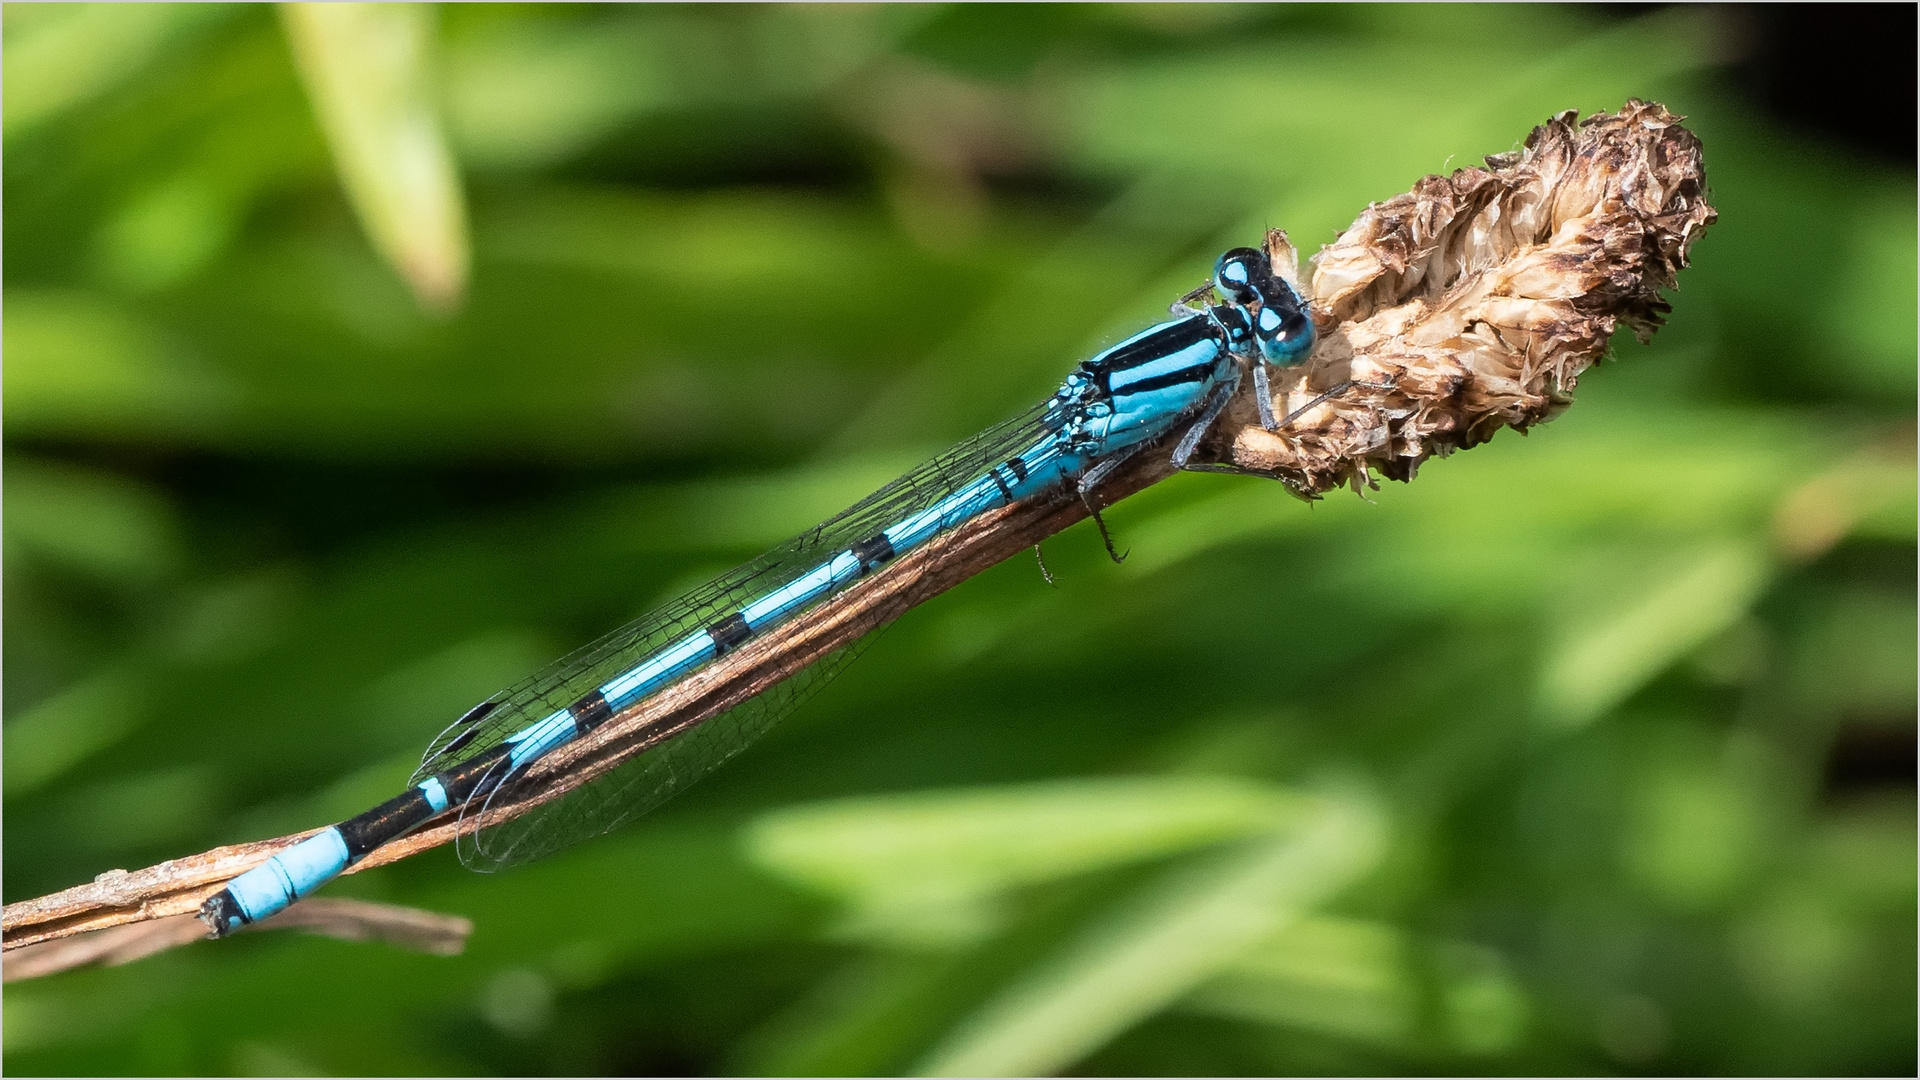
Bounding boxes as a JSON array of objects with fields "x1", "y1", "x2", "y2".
[{"x1": 201, "y1": 235, "x2": 1335, "y2": 937}]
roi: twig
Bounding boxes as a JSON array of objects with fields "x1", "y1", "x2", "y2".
[
  {"x1": 2, "y1": 898, "x2": 472, "y2": 982},
  {"x1": 0, "y1": 100, "x2": 1714, "y2": 956}
]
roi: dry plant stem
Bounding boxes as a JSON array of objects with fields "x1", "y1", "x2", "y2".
[
  {"x1": 2, "y1": 913, "x2": 209, "y2": 982},
  {"x1": 1192, "y1": 99, "x2": 1715, "y2": 490},
  {"x1": 263, "y1": 896, "x2": 473, "y2": 955},
  {"x1": 1, "y1": 100, "x2": 1715, "y2": 956},
  {"x1": 0, "y1": 455, "x2": 1173, "y2": 952},
  {"x1": 2, "y1": 899, "x2": 473, "y2": 983}
]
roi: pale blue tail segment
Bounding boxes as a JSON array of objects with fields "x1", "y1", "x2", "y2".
[{"x1": 212, "y1": 828, "x2": 351, "y2": 934}]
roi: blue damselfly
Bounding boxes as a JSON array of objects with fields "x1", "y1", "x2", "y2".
[{"x1": 202, "y1": 235, "x2": 1335, "y2": 936}]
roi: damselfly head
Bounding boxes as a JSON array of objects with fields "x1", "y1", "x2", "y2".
[{"x1": 1218, "y1": 244, "x2": 1314, "y2": 366}]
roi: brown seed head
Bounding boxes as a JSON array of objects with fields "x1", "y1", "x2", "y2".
[{"x1": 1197, "y1": 99, "x2": 1719, "y2": 495}]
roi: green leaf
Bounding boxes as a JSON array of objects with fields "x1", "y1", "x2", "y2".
[
  {"x1": 3, "y1": 457, "x2": 182, "y2": 583},
  {"x1": 280, "y1": 3, "x2": 469, "y2": 311},
  {"x1": 1537, "y1": 540, "x2": 1773, "y2": 729},
  {"x1": 2, "y1": 292, "x2": 234, "y2": 440},
  {"x1": 911, "y1": 787, "x2": 1384, "y2": 1076},
  {"x1": 2, "y1": 4, "x2": 232, "y2": 140},
  {"x1": 4, "y1": 669, "x2": 147, "y2": 798},
  {"x1": 745, "y1": 776, "x2": 1316, "y2": 947}
]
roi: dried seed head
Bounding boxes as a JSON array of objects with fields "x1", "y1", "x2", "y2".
[{"x1": 1198, "y1": 99, "x2": 1718, "y2": 495}]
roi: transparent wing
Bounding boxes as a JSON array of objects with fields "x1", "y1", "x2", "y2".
[
  {"x1": 411, "y1": 402, "x2": 1055, "y2": 871},
  {"x1": 455, "y1": 631, "x2": 876, "y2": 872}
]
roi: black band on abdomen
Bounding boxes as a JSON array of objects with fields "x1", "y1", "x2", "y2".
[
  {"x1": 568, "y1": 690, "x2": 613, "y2": 732},
  {"x1": 708, "y1": 613, "x2": 753, "y2": 656},
  {"x1": 337, "y1": 787, "x2": 440, "y2": 859},
  {"x1": 852, "y1": 533, "x2": 896, "y2": 570},
  {"x1": 440, "y1": 743, "x2": 516, "y2": 804}
]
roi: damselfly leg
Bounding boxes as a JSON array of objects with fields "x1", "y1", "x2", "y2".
[
  {"x1": 1274, "y1": 378, "x2": 1399, "y2": 431},
  {"x1": 1076, "y1": 445, "x2": 1144, "y2": 564},
  {"x1": 1176, "y1": 375, "x2": 1401, "y2": 482},
  {"x1": 1169, "y1": 281, "x2": 1217, "y2": 317},
  {"x1": 1169, "y1": 376, "x2": 1239, "y2": 470},
  {"x1": 1251, "y1": 361, "x2": 1278, "y2": 431}
]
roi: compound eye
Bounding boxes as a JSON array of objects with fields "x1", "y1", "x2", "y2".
[
  {"x1": 1259, "y1": 309, "x2": 1316, "y2": 365},
  {"x1": 1257, "y1": 303, "x2": 1310, "y2": 334},
  {"x1": 1213, "y1": 247, "x2": 1266, "y2": 302}
]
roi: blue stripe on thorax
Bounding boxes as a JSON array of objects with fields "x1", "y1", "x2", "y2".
[
  {"x1": 1105, "y1": 338, "x2": 1219, "y2": 396},
  {"x1": 1089, "y1": 317, "x2": 1215, "y2": 377},
  {"x1": 1089, "y1": 337, "x2": 1227, "y2": 451}
]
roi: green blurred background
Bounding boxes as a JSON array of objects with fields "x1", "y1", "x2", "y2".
[{"x1": 5, "y1": 4, "x2": 1914, "y2": 1075}]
